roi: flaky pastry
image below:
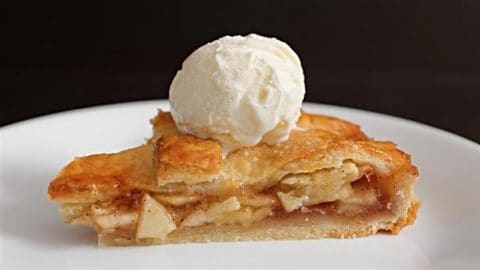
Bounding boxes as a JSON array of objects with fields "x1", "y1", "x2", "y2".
[{"x1": 48, "y1": 110, "x2": 419, "y2": 246}]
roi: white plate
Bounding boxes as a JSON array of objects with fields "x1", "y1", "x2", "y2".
[{"x1": 1, "y1": 100, "x2": 479, "y2": 269}]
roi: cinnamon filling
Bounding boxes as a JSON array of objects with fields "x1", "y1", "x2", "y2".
[{"x1": 60, "y1": 161, "x2": 393, "y2": 239}]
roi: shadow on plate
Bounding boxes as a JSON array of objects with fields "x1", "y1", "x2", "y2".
[{"x1": 0, "y1": 163, "x2": 97, "y2": 248}]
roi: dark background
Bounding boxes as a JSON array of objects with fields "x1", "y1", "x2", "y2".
[{"x1": 2, "y1": 1, "x2": 480, "y2": 142}]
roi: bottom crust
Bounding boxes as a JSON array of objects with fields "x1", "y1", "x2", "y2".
[{"x1": 98, "y1": 201, "x2": 420, "y2": 246}]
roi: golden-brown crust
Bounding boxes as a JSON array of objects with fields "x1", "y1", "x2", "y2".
[
  {"x1": 149, "y1": 111, "x2": 373, "y2": 188},
  {"x1": 48, "y1": 129, "x2": 415, "y2": 204},
  {"x1": 389, "y1": 200, "x2": 421, "y2": 234},
  {"x1": 48, "y1": 145, "x2": 157, "y2": 203},
  {"x1": 155, "y1": 135, "x2": 223, "y2": 185},
  {"x1": 150, "y1": 110, "x2": 179, "y2": 142},
  {"x1": 49, "y1": 110, "x2": 374, "y2": 203},
  {"x1": 150, "y1": 126, "x2": 417, "y2": 191},
  {"x1": 151, "y1": 110, "x2": 368, "y2": 141},
  {"x1": 48, "y1": 110, "x2": 418, "y2": 198},
  {"x1": 297, "y1": 110, "x2": 368, "y2": 140}
]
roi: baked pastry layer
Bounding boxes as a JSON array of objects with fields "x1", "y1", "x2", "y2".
[{"x1": 48, "y1": 111, "x2": 419, "y2": 246}]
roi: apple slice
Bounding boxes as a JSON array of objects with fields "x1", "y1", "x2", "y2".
[{"x1": 136, "y1": 194, "x2": 176, "y2": 240}]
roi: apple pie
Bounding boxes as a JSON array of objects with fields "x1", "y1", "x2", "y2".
[{"x1": 48, "y1": 110, "x2": 419, "y2": 246}]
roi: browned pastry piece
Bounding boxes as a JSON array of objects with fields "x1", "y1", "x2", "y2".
[{"x1": 48, "y1": 110, "x2": 419, "y2": 246}]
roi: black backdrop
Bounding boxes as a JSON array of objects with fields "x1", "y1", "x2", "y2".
[{"x1": 2, "y1": 1, "x2": 480, "y2": 142}]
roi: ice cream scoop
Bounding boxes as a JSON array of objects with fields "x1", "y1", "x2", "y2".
[{"x1": 169, "y1": 33, "x2": 305, "y2": 154}]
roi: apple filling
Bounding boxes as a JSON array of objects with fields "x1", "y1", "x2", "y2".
[{"x1": 60, "y1": 160, "x2": 387, "y2": 240}]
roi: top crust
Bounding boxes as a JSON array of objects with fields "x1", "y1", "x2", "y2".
[
  {"x1": 155, "y1": 135, "x2": 223, "y2": 185},
  {"x1": 48, "y1": 144, "x2": 157, "y2": 203},
  {"x1": 151, "y1": 110, "x2": 369, "y2": 186},
  {"x1": 296, "y1": 110, "x2": 368, "y2": 141},
  {"x1": 48, "y1": 111, "x2": 416, "y2": 206}
]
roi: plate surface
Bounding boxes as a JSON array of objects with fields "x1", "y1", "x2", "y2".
[{"x1": 1, "y1": 100, "x2": 479, "y2": 269}]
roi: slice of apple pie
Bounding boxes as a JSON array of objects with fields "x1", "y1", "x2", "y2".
[{"x1": 48, "y1": 110, "x2": 419, "y2": 246}]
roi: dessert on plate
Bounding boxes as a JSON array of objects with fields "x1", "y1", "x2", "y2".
[{"x1": 48, "y1": 34, "x2": 419, "y2": 246}]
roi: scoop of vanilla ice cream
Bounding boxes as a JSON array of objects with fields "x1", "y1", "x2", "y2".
[{"x1": 169, "y1": 33, "x2": 305, "y2": 153}]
